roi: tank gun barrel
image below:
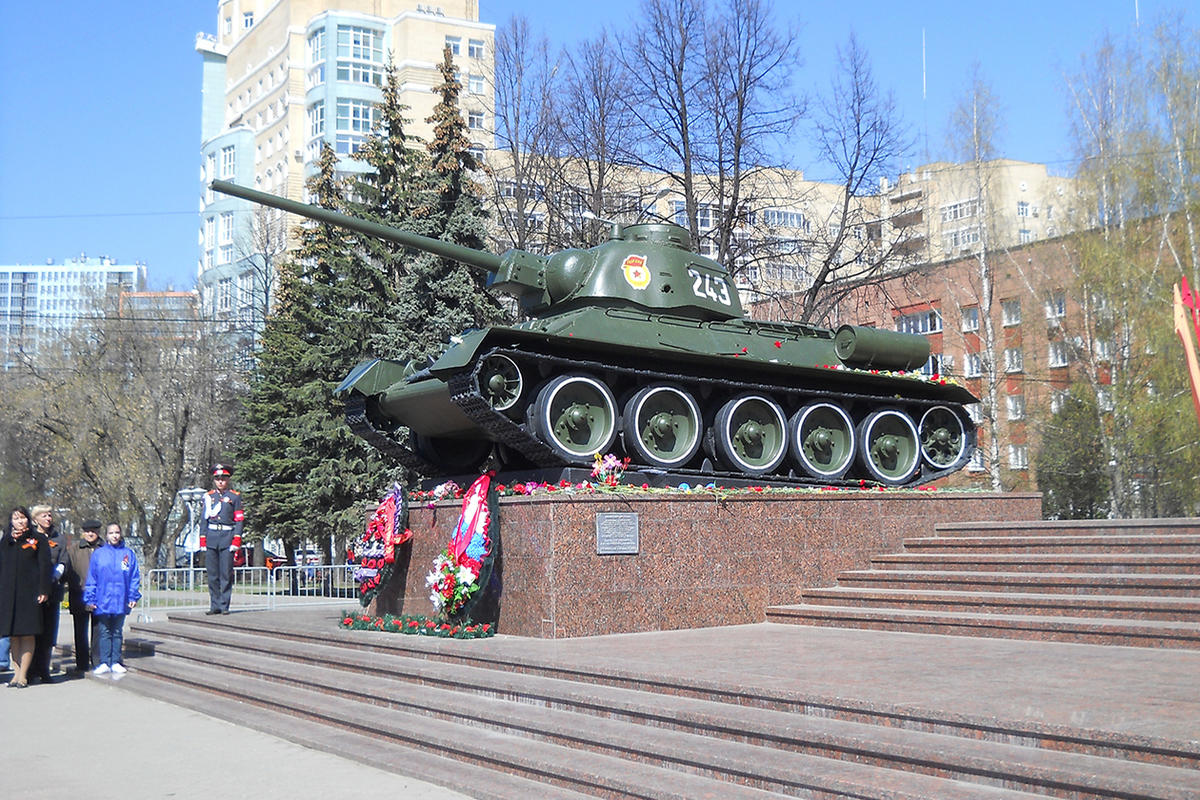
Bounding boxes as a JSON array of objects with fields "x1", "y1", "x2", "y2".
[{"x1": 210, "y1": 179, "x2": 503, "y2": 273}]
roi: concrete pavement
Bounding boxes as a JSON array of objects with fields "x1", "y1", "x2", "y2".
[{"x1": 0, "y1": 672, "x2": 471, "y2": 800}]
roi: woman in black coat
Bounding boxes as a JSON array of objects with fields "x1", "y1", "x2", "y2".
[{"x1": 0, "y1": 506, "x2": 50, "y2": 688}]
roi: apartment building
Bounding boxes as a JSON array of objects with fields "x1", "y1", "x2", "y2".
[
  {"x1": 0, "y1": 256, "x2": 146, "y2": 369},
  {"x1": 196, "y1": 0, "x2": 495, "y2": 327},
  {"x1": 879, "y1": 159, "x2": 1087, "y2": 264},
  {"x1": 818, "y1": 235, "x2": 1103, "y2": 492}
]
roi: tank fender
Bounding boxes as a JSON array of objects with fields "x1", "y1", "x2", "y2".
[{"x1": 335, "y1": 358, "x2": 412, "y2": 399}]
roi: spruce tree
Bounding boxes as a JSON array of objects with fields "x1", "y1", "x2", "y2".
[
  {"x1": 236, "y1": 145, "x2": 396, "y2": 559},
  {"x1": 386, "y1": 46, "x2": 507, "y2": 360}
]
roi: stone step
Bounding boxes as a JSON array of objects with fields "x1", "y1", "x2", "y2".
[
  {"x1": 833, "y1": 570, "x2": 1200, "y2": 596},
  {"x1": 902, "y1": 534, "x2": 1200, "y2": 554},
  {"x1": 933, "y1": 520, "x2": 1200, "y2": 538},
  {"x1": 131, "y1": 617, "x2": 1200, "y2": 772},
  {"x1": 115, "y1": 668, "x2": 598, "y2": 800},
  {"x1": 800, "y1": 586, "x2": 1200, "y2": 621},
  {"x1": 766, "y1": 604, "x2": 1200, "y2": 648},
  {"x1": 126, "y1": 643, "x2": 1060, "y2": 800},
  {"x1": 870, "y1": 552, "x2": 1200, "y2": 574}
]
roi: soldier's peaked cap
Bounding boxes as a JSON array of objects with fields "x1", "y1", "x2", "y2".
[{"x1": 213, "y1": 463, "x2": 233, "y2": 477}]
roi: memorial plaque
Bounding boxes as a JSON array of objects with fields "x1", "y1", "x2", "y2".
[{"x1": 595, "y1": 512, "x2": 639, "y2": 555}]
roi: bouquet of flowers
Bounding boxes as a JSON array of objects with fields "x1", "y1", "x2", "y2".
[{"x1": 591, "y1": 452, "x2": 631, "y2": 486}]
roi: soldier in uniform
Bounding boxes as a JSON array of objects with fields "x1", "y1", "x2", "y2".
[{"x1": 199, "y1": 464, "x2": 244, "y2": 615}]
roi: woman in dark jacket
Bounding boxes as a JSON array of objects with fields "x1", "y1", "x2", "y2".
[{"x1": 0, "y1": 506, "x2": 50, "y2": 688}]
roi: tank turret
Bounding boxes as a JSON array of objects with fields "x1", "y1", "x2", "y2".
[{"x1": 213, "y1": 180, "x2": 978, "y2": 487}]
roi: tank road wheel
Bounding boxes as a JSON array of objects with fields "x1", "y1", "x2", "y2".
[
  {"x1": 622, "y1": 385, "x2": 703, "y2": 469},
  {"x1": 412, "y1": 434, "x2": 492, "y2": 475},
  {"x1": 713, "y1": 393, "x2": 788, "y2": 476},
  {"x1": 856, "y1": 409, "x2": 921, "y2": 486},
  {"x1": 532, "y1": 373, "x2": 618, "y2": 464},
  {"x1": 789, "y1": 402, "x2": 856, "y2": 481},
  {"x1": 919, "y1": 406, "x2": 967, "y2": 469},
  {"x1": 478, "y1": 353, "x2": 523, "y2": 414}
]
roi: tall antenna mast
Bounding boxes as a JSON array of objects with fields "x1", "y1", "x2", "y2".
[{"x1": 922, "y1": 28, "x2": 929, "y2": 162}]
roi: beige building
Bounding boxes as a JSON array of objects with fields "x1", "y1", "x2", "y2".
[
  {"x1": 196, "y1": 0, "x2": 494, "y2": 323},
  {"x1": 879, "y1": 159, "x2": 1088, "y2": 264}
]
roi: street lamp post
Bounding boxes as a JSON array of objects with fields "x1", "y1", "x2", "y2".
[{"x1": 176, "y1": 487, "x2": 207, "y2": 592}]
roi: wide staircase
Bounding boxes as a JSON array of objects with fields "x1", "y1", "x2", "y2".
[
  {"x1": 767, "y1": 518, "x2": 1200, "y2": 648},
  {"x1": 119, "y1": 608, "x2": 1200, "y2": 799}
]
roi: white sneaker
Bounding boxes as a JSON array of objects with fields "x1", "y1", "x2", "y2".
[
  {"x1": 93, "y1": 664, "x2": 110, "y2": 675},
  {"x1": 110, "y1": 663, "x2": 127, "y2": 674}
]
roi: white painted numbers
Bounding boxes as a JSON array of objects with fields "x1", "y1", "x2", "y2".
[{"x1": 687, "y1": 268, "x2": 732, "y2": 306}]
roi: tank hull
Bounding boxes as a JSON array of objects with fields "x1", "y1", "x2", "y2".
[{"x1": 338, "y1": 308, "x2": 978, "y2": 486}]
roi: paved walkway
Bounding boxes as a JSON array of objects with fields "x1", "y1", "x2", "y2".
[
  {"x1": 0, "y1": 672, "x2": 470, "y2": 800},
  {"x1": 0, "y1": 610, "x2": 469, "y2": 800}
]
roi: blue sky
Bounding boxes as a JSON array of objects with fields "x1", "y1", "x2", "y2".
[{"x1": 0, "y1": 1, "x2": 1175, "y2": 291}]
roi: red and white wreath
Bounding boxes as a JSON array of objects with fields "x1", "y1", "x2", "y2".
[{"x1": 348, "y1": 483, "x2": 412, "y2": 607}]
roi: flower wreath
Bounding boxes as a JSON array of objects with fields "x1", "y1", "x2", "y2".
[
  {"x1": 426, "y1": 471, "x2": 498, "y2": 620},
  {"x1": 348, "y1": 483, "x2": 412, "y2": 607}
]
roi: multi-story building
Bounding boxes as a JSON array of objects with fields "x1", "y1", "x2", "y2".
[
  {"x1": 0, "y1": 256, "x2": 146, "y2": 369},
  {"x1": 196, "y1": 0, "x2": 495, "y2": 330},
  {"x1": 878, "y1": 159, "x2": 1088, "y2": 264},
  {"x1": 814, "y1": 234, "x2": 1101, "y2": 492}
]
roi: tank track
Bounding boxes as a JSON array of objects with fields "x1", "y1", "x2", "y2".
[
  {"x1": 343, "y1": 395, "x2": 441, "y2": 474},
  {"x1": 442, "y1": 345, "x2": 973, "y2": 488}
]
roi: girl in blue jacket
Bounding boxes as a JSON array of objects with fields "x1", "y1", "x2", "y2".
[{"x1": 83, "y1": 523, "x2": 141, "y2": 675}]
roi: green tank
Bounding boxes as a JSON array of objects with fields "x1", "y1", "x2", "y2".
[{"x1": 214, "y1": 180, "x2": 978, "y2": 486}]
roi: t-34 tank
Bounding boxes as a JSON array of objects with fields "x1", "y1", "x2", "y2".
[{"x1": 214, "y1": 180, "x2": 978, "y2": 486}]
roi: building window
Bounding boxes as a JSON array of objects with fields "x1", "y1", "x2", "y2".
[
  {"x1": 308, "y1": 102, "x2": 325, "y2": 139},
  {"x1": 468, "y1": 73, "x2": 485, "y2": 94},
  {"x1": 218, "y1": 212, "x2": 234, "y2": 265},
  {"x1": 445, "y1": 35, "x2": 461, "y2": 55},
  {"x1": 243, "y1": 12, "x2": 254, "y2": 29},
  {"x1": 1017, "y1": 200, "x2": 1030, "y2": 217},
  {"x1": 896, "y1": 309, "x2": 942, "y2": 335},
  {"x1": 467, "y1": 142, "x2": 485, "y2": 162},
  {"x1": 1003, "y1": 347, "x2": 1023, "y2": 373},
  {"x1": 1098, "y1": 389, "x2": 1114, "y2": 412},
  {"x1": 1094, "y1": 338, "x2": 1111, "y2": 361},
  {"x1": 941, "y1": 199, "x2": 978, "y2": 222},
  {"x1": 1049, "y1": 341, "x2": 1069, "y2": 368},
  {"x1": 237, "y1": 272, "x2": 254, "y2": 312},
  {"x1": 336, "y1": 26, "x2": 383, "y2": 86},
  {"x1": 335, "y1": 99, "x2": 377, "y2": 154},
  {"x1": 943, "y1": 226, "x2": 980, "y2": 252},
  {"x1": 1019, "y1": 228, "x2": 1034, "y2": 244},
  {"x1": 761, "y1": 209, "x2": 810, "y2": 232},
  {"x1": 961, "y1": 306, "x2": 979, "y2": 332},
  {"x1": 308, "y1": 29, "x2": 326, "y2": 63},
  {"x1": 968, "y1": 447, "x2": 985, "y2": 472},
  {"x1": 1006, "y1": 394, "x2": 1026, "y2": 420},
  {"x1": 224, "y1": 16, "x2": 232, "y2": 35},
  {"x1": 469, "y1": 39, "x2": 485, "y2": 58},
  {"x1": 1050, "y1": 390, "x2": 1067, "y2": 414},
  {"x1": 468, "y1": 110, "x2": 484, "y2": 129},
  {"x1": 1044, "y1": 291, "x2": 1066, "y2": 319},
  {"x1": 219, "y1": 146, "x2": 236, "y2": 179},
  {"x1": 217, "y1": 277, "x2": 233, "y2": 312},
  {"x1": 1008, "y1": 444, "x2": 1029, "y2": 470},
  {"x1": 1001, "y1": 299, "x2": 1021, "y2": 326},
  {"x1": 965, "y1": 352, "x2": 982, "y2": 378}
]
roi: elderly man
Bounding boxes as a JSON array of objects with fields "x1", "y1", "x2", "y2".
[
  {"x1": 30, "y1": 505, "x2": 67, "y2": 683},
  {"x1": 200, "y1": 464, "x2": 244, "y2": 615},
  {"x1": 66, "y1": 519, "x2": 104, "y2": 672}
]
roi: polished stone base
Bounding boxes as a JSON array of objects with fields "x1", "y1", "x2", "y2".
[{"x1": 374, "y1": 490, "x2": 1042, "y2": 638}]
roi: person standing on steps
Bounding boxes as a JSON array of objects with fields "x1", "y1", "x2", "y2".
[
  {"x1": 66, "y1": 519, "x2": 103, "y2": 672},
  {"x1": 200, "y1": 464, "x2": 243, "y2": 615},
  {"x1": 83, "y1": 522, "x2": 140, "y2": 675}
]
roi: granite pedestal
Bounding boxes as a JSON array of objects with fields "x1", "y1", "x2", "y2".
[{"x1": 374, "y1": 490, "x2": 1041, "y2": 638}]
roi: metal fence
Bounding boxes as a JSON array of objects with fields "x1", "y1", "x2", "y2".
[{"x1": 137, "y1": 565, "x2": 359, "y2": 622}]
